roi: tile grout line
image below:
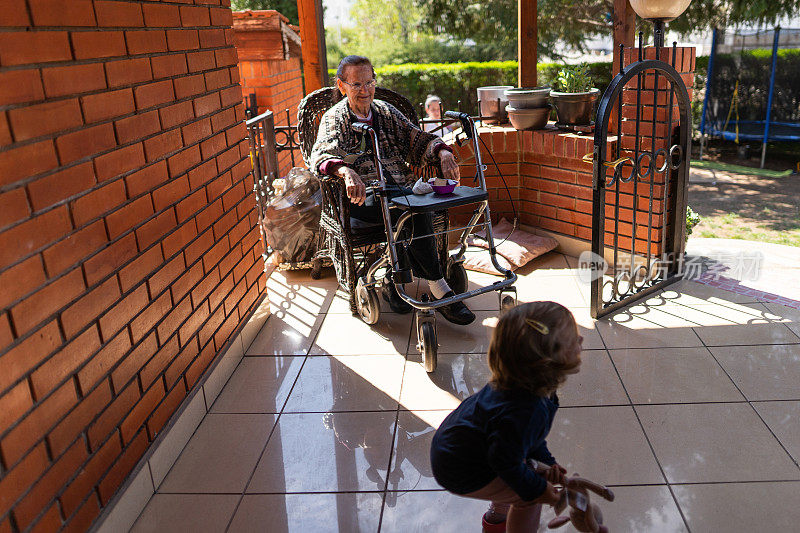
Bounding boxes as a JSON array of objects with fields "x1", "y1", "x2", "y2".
[
  {"x1": 145, "y1": 353, "x2": 245, "y2": 503},
  {"x1": 641, "y1": 290, "x2": 800, "y2": 344},
  {"x1": 597, "y1": 286, "x2": 800, "y2": 338},
  {"x1": 210, "y1": 477, "x2": 800, "y2": 496},
  {"x1": 378, "y1": 306, "x2": 417, "y2": 531},
  {"x1": 695, "y1": 329, "x2": 800, "y2": 473},
  {"x1": 377, "y1": 342, "x2": 409, "y2": 533},
  {"x1": 221, "y1": 340, "x2": 313, "y2": 531},
  {"x1": 220, "y1": 280, "x2": 343, "y2": 530},
  {"x1": 594, "y1": 326, "x2": 694, "y2": 533}
]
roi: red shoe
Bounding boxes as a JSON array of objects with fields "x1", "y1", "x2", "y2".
[{"x1": 482, "y1": 512, "x2": 507, "y2": 533}]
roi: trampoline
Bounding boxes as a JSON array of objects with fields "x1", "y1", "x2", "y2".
[{"x1": 699, "y1": 27, "x2": 800, "y2": 167}]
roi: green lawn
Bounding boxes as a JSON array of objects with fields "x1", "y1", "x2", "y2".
[{"x1": 696, "y1": 212, "x2": 800, "y2": 247}]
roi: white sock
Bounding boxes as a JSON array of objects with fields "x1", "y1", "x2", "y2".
[{"x1": 427, "y1": 278, "x2": 451, "y2": 299}]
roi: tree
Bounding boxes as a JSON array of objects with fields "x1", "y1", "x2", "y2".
[
  {"x1": 668, "y1": 0, "x2": 798, "y2": 35},
  {"x1": 326, "y1": 0, "x2": 489, "y2": 67},
  {"x1": 416, "y1": 0, "x2": 799, "y2": 60},
  {"x1": 230, "y1": 0, "x2": 299, "y2": 25}
]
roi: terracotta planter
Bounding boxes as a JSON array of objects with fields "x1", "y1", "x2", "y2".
[{"x1": 550, "y1": 88, "x2": 600, "y2": 127}]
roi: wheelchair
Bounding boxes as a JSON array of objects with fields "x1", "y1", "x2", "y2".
[{"x1": 298, "y1": 89, "x2": 516, "y2": 372}]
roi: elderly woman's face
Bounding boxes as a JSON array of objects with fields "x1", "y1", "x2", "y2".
[
  {"x1": 426, "y1": 102, "x2": 442, "y2": 119},
  {"x1": 337, "y1": 64, "x2": 376, "y2": 116}
]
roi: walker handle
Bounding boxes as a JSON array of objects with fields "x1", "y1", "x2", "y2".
[
  {"x1": 351, "y1": 122, "x2": 372, "y2": 133},
  {"x1": 444, "y1": 111, "x2": 474, "y2": 138}
]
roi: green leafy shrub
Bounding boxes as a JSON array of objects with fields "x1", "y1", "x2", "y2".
[
  {"x1": 686, "y1": 205, "x2": 701, "y2": 240},
  {"x1": 328, "y1": 60, "x2": 613, "y2": 115},
  {"x1": 324, "y1": 49, "x2": 797, "y2": 128},
  {"x1": 376, "y1": 61, "x2": 518, "y2": 114},
  {"x1": 553, "y1": 64, "x2": 594, "y2": 93}
]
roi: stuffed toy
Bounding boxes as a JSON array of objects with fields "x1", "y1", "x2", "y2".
[{"x1": 547, "y1": 475, "x2": 615, "y2": 533}]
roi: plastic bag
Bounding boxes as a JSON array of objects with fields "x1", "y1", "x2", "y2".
[{"x1": 261, "y1": 167, "x2": 321, "y2": 264}]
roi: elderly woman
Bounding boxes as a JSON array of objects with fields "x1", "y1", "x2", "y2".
[
  {"x1": 423, "y1": 94, "x2": 454, "y2": 137},
  {"x1": 309, "y1": 55, "x2": 474, "y2": 326}
]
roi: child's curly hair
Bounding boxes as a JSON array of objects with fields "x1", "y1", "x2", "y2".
[{"x1": 488, "y1": 301, "x2": 580, "y2": 396}]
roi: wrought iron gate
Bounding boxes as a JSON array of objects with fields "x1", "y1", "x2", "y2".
[{"x1": 589, "y1": 42, "x2": 692, "y2": 318}]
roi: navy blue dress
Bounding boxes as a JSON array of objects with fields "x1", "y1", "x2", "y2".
[{"x1": 430, "y1": 383, "x2": 558, "y2": 501}]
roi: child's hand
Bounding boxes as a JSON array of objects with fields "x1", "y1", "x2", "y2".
[
  {"x1": 546, "y1": 463, "x2": 567, "y2": 485},
  {"x1": 534, "y1": 481, "x2": 561, "y2": 507}
]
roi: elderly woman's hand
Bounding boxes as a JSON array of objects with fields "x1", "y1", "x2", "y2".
[
  {"x1": 337, "y1": 166, "x2": 367, "y2": 205},
  {"x1": 439, "y1": 150, "x2": 460, "y2": 184}
]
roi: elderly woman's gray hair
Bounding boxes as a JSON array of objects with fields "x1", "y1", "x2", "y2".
[
  {"x1": 336, "y1": 55, "x2": 374, "y2": 80},
  {"x1": 425, "y1": 94, "x2": 442, "y2": 109}
]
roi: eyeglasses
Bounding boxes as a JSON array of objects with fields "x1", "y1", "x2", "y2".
[{"x1": 339, "y1": 78, "x2": 377, "y2": 91}]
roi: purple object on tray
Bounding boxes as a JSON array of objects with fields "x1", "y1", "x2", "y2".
[{"x1": 429, "y1": 179, "x2": 457, "y2": 195}]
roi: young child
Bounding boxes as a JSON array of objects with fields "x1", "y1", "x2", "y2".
[{"x1": 430, "y1": 301, "x2": 583, "y2": 533}]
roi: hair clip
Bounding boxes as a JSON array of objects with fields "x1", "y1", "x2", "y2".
[{"x1": 525, "y1": 318, "x2": 550, "y2": 335}]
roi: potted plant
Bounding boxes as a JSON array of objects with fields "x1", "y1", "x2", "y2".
[{"x1": 549, "y1": 64, "x2": 600, "y2": 129}]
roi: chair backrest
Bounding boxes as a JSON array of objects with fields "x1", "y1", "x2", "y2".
[{"x1": 297, "y1": 86, "x2": 421, "y2": 166}]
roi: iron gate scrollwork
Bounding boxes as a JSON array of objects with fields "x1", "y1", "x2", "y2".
[{"x1": 590, "y1": 43, "x2": 692, "y2": 319}]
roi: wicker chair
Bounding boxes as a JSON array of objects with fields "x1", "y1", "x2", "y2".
[{"x1": 297, "y1": 86, "x2": 450, "y2": 316}]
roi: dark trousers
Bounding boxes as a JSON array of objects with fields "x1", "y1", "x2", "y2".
[{"x1": 349, "y1": 186, "x2": 443, "y2": 281}]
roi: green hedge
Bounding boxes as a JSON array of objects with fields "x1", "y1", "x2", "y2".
[
  {"x1": 325, "y1": 50, "x2": 797, "y2": 127},
  {"x1": 698, "y1": 48, "x2": 800, "y2": 124},
  {"x1": 328, "y1": 61, "x2": 613, "y2": 115}
]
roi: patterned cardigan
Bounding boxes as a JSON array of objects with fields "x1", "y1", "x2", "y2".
[{"x1": 308, "y1": 98, "x2": 446, "y2": 188}]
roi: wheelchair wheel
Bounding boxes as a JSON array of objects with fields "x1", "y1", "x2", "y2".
[
  {"x1": 420, "y1": 322, "x2": 438, "y2": 373},
  {"x1": 445, "y1": 258, "x2": 468, "y2": 295},
  {"x1": 356, "y1": 278, "x2": 380, "y2": 325}
]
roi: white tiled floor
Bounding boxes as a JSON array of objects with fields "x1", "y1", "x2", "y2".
[{"x1": 132, "y1": 252, "x2": 800, "y2": 532}]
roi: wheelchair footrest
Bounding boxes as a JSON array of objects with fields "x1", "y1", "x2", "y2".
[{"x1": 390, "y1": 186, "x2": 488, "y2": 213}]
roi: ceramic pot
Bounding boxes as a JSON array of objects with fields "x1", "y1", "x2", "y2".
[
  {"x1": 550, "y1": 88, "x2": 600, "y2": 126},
  {"x1": 477, "y1": 86, "x2": 513, "y2": 124},
  {"x1": 504, "y1": 86, "x2": 551, "y2": 109},
  {"x1": 506, "y1": 105, "x2": 550, "y2": 130}
]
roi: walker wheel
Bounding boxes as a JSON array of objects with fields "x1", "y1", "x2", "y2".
[
  {"x1": 500, "y1": 288, "x2": 517, "y2": 314},
  {"x1": 310, "y1": 259, "x2": 322, "y2": 280},
  {"x1": 419, "y1": 322, "x2": 438, "y2": 373},
  {"x1": 446, "y1": 257, "x2": 468, "y2": 295},
  {"x1": 356, "y1": 278, "x2": 380, "y2": 325}
]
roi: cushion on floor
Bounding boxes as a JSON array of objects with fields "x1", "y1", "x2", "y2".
[{"x1": 463, "y1": 218, "x2": 558, "y2": 274}]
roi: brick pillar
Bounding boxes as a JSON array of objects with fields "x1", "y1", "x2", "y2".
[
  {"x1": 233, "y1": 10, "x2": 304, "y2": 174},
  {"x1": 620, "y1": 46, "x2": 695, "y2": 152},
  {"x1": 604, "y1": 46, "x2": 695, "y2": 256},
  {"x1": 0, "y1": 2, "x2": 263, "y2": 530}
]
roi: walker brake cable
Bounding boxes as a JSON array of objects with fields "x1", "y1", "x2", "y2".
[{"x1": 472, "y1": 132, "x2": 518, "y2": 248}]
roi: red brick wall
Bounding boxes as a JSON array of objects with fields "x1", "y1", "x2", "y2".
[
  {"x1": 451, "y1": 128, "x2": 604, "y2": 242},
  {"x1": 452, "y1": 126, "x2": 668, "y2": 256},
  {"x1": 233, "y1": 10, "x2": 304, "y2": 177},
  {"x1": 450, "y1": 47, "x2": 694, "y2": 258},
  {"x1": 614, "y1": 46, "x2": 694, "y2": 255},
  {"x1": 0, "y1": 1, "x2": 264, "y2": 530}
]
